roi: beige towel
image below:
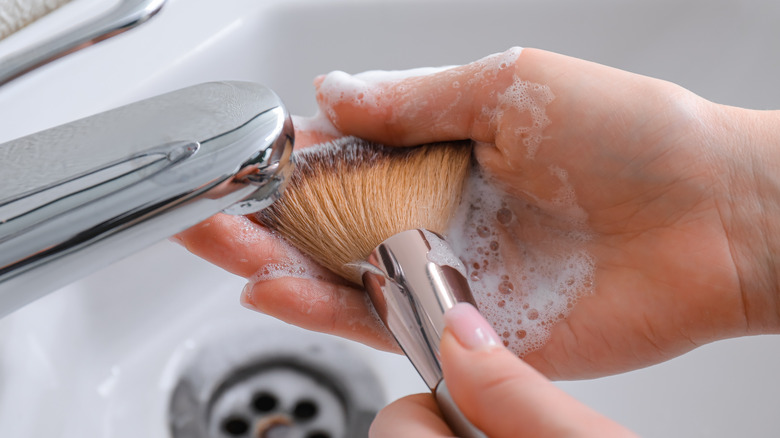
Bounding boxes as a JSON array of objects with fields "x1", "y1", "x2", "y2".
[{"x1": 0, "y1": 0, "x2": 72, "y2": 40}]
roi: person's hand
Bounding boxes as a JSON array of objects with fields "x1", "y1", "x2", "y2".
[
  {"x1": 371, "y1": 303, "x2": 637, "y2": 437},
  {"x1": 175, "y1": 128, "x2": 402, "y2": 352},
  {"x1": 309, "y1": 47, "x2": 780, "y2": 379},
  {"x1": 177, "y1": 47, "x2": 780, "y2": 379}
]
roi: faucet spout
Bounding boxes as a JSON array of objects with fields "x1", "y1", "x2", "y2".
[{"x1": 0, "y1": 81, "x2": 294, "y2": 317}]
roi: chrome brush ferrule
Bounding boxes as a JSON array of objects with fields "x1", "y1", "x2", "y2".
[{"x1": 362, "y1": 228, "x2": 485, "y2": 438}]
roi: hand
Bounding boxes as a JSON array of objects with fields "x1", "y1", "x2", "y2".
[
  {"x1": 175, "y1": 128, "x2": 402, "y2": 352},
  {"x1": 177, "y1": 48, "x2": 780, "y2": 379},
  {"x1": 309, "y1": 48, "x2": 780, "y2": 379},
  {"x1": 371, "y1": 303, "x2": 637, "y2": 437}
]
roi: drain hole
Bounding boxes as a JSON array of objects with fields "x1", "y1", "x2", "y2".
[
  {"x1": 221, "y1": 415, "x2": 250, "y2": 436},
  {"x1": 305, "y1": 431, "x2": 331, "y2": 438},
  {"x1": 251, "y1": 391, "x2": 278, "y2": 413},
  {"x1": 292, "y1": 399, "x2": 318, "y2": 421}
]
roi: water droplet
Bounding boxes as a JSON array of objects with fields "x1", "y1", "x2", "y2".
[
  {"x1": 477, "y1": 226, "x2": 490, "y2": 238},
  {"x1": 489, "y1": 241, "x2": 499, "y2": 251},
  {"x1": 502, "y1": 340, "x2": 510, "y2": 347},
  {"x1": 502, "y1": 331, "x2": 510, "y2": 339},
  {"x1": 472, "y1": 262, "x2": 480, "y2": 270},
  {"x1": 515, "y1": 330, "x2": 527, "y2": 339},
  {"x1": 527, "y1": 309, "x2": 539, "y2": 320},
  {"x1": 497, "y1": 300, "x2": 506, "y2": 308},
  {"x1": 470, "y1": 272, "x2": 481, "y2": 282}
]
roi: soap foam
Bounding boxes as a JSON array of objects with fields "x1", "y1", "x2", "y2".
[
  {"x1": 248, "y1": 231, "x2": 334, "y2": 283},
  {"x1": 494, "y1": 79, "x2": 555, "y2": 158},
  {"x1": 291, "y1": 111, "x2": 342, "y2": 138},
  {"x1": 446, "y1": 167, "x2": 595, "y2": 357},
  {"x1": 464, "y1": 47, "x2": 524, "y2": 88},
  {"x1": 421, "y1": 229, "x2": 468, "y2": 278}
]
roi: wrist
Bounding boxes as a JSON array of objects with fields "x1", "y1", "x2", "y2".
[{"x1": 715, "y1": 105, "x2": 780, "y2": 334}]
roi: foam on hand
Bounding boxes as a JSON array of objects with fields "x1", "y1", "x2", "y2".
[
  {"x1": 291, "y1": 112, "x2": 342, "y2": 138},
  {"x1": 447, "y1": 168, "x2": 595, "y2": 357},
  {"x1": 494, "y1": 79, "x2": 555, "y2": 158},
  {"x1": 248, "y1": 231, "x2": 334, "y2": 283}
]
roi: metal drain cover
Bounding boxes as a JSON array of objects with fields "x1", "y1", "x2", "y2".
[{"x1": 168, "y1": 323, "x2": 385, "y2": 438}]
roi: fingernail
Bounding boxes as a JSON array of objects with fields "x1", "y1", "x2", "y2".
[
  {"x1": 444, "y1": 303, "x2": 501, "y2": 350},
  {"x1": 240, "y1": 283, "x2": 259, "y2": 312}
]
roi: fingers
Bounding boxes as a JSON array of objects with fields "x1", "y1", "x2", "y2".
[
  {"x1": 241, "y1": 277, "x2": 400, "y2": 353},
  {"x1": 314, "y1": 47, "x2": 685, "y2": 165},
  {"x1": 174, "y1": 214, "x2": 286, "y2": 278},
  {"x1": 174, "y1": 121, "x2": 343, "y2": 278},
  {"x1": 291, "y1": 117, "x2": 343, "y2": 146},
  {"x1": 370, "y1": 393, "x2": 452, "y2": 438},
  {"x1": 441, "y1": 303, "x2": 637, "y2": 438},
  {"x1": 315, "y1": 47, "x2": 525, "y2": 146},
  {"x1": 175, "y1": 214, "x2": 399, "y2": 352}
]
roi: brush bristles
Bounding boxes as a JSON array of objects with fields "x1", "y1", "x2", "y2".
[{"x1": 256, "y1": 137, "x2": 472, "y2": 285}]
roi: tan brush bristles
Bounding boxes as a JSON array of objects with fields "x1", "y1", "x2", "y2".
[{"x1": 256, "y1": 137, "x2": 472, "y2": 285}]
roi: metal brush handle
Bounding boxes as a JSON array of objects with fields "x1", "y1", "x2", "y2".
[
  {"x1": 362, "y1": 229, "x2": 486, "y2": 438},
  {"x1": 435, "y1": 380, "x2": 486, "y2": 438}
]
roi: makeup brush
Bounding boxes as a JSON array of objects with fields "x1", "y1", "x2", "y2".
[
  {"x1": 256, "y1": 136, "x2": 486, "y2": 438},
  {"x1": 256, "y1": 137, "x2": 471, "y2": 284}
]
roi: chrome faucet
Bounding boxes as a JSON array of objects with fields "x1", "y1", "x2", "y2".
[{"x1": 0, "y1": 81, "x2": 294, "y2": 317}]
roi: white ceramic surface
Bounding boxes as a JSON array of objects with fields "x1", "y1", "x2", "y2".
[{"x1": 1, "y1": 0, "x2": 779, "y2": 437}]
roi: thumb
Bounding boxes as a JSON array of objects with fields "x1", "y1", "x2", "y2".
[{"x1": 441, "y1": 303, "x2": 636, "y2": 438}]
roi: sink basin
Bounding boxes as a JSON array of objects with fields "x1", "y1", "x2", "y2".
[{"x1": 1, "y1": 0, "x2": 779, "y2": 437}]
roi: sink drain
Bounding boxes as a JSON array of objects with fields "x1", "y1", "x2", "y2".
[{"x1": 168, "y1": 323, "x2": 385, "y2": 438}]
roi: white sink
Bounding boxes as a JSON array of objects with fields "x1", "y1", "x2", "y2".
[{"x1": 1, "y1": 0, "x2": 779, "y2": 437}]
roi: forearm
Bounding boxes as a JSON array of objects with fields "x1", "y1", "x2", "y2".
[{"x1": 717, "y1": 106, "x2": 780, "y2": 334}]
